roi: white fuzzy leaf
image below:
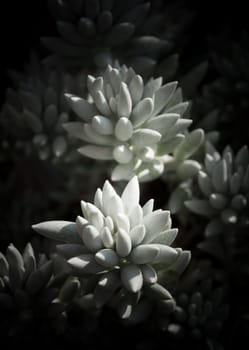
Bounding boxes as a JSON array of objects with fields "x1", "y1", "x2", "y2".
[
  {"x1": 65, "y1": 94, "x2": 97, "y2": 121},
  {"x1": 153, "y1": 82, "x2": 178, "y2": 116},
  {"x1": 129, "y1": 225, "x2": 145, "y2": 246},
  {"x1": 117, "y1": 82, "x2": 132, "y2": 118},
  {"x1": 132, "y1": 129, "x2": 161, "y2": 147},
  {"x1": 116, "y1": 229, "x2": 132, "y2": 257},
  {"x1": 142, "y1": 199, "x2": 154, "y2": 216},
  {"x1": 81, "y1": 225, "x2": 103, "y2": 252},
  {"x1": 149, "y1": 229, "x2": 178, "y2": 246},
  {"x1": 32, "y1": 221, "x2": 81, "y2": 243},
  {"x1": 142, "y1": 211, "x2": 171, "y2": 243},
  {"x1": 130, "y1": 245, "x2": 159, "y2": 264},
  {"x1": 121, "y1": 176, "x2": 140, "y2": 213},
  {"x1": 131, "y1": 98, "x2": 154, "y2": 127},
  {"x1": 95, "y1": 249, "x2": 119, "y2": 267},
  {"x1": 129, "y1": 74, "x2": 144, "y2": 105},
  {"x1": 92, "y1": 115, "x2": 114, "y2": 135},
  {"x1": 114, "y1": 117, "x2": 133, "y2": 141}
]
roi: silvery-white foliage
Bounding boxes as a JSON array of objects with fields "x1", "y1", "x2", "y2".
[
  {"x1": 166, "y1": 133, "x2": 220, "y2": 216},
  {"x1": 44, "y1": 0, "x2": 193, "y2": 78},
  {"x1": 0, "y1": 243, "x2": 80, "y2": 335},
  {"x1": 185, "y1": 143, "x2": 249, "y2": 236},
  {"x1": 0, "y1": 55, "x2": 86, "y2": 162},
  {"x1": 32, "y1": 177, "x2": 190, "y2": 319},
  {"x1": 64, "y1": 63, "x2": 204, "y2": 182}
]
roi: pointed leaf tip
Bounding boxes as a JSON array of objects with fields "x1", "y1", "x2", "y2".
[
  {"x1": 121, "y1": 176, "x2": 140, "y2": 212},
  {"x1": 32, "y1": 221, "x2": 81, "y2": 243}
]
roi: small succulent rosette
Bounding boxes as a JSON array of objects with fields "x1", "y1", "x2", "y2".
[
  {"x1": 64, "y1": 63, "x2": 204, "y2": 182},
  {"x1": 32, "y1": 177, "x2": 190, "y2": 319},
  {"x1": 0, "y1": 243, "x2": 80, "y2": 336},
  {"x1": 44, "y1": 0, "x2": 193, "y2": 78},
  {"x1": 185, "y1": 143, "x2": 249, "y2": 237},
  {"x1": 195, "y1": 31, "x2": 249, "y2": 148},
  {"x1": 0, "y1": 55, "x2": 86, "y2": 162},
  {"x1": 157, "y1": 260, "x2": 229, "y2": 350}
]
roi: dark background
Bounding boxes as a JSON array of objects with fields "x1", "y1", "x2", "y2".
[{"x1": 0, "y1": 0, "x2": 247, "y2": 104}]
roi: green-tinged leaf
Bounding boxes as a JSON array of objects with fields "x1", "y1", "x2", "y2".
[{"x1": 174, "y1": 129, "x2": 204, "y2": 160}]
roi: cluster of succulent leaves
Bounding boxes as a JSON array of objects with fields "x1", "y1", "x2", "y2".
[{"x1": 0, "y1": 0, "x2": 249, "y2": 348}]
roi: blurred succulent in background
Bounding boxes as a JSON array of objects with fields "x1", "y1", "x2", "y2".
[
  {"x1": 0, "y1": 243, "x2": 80, "y2": 336},
  {"x1": 32, "y1": 177, "x2": 191, "y2": 319},
  {"x1": 192, "y1": 31, "x2": 249, "y2": 148},
  {"x1": 0, "y1": 187, "x2": 54, "y2": 251},
  {"x1": 160, "y1": 260, "x2": 229, "y2": 350},
  {"x1": 64, "y1": 63, "x2": 204, "y2": 182},
  {"x1": 0, "y1": 152, "x2": 110, "y2": 251},
  {"x1": 185, "y1": 143, "x2": 249, "y2": 237},
  {"x1": 44, "y1": 0, "x2": 194, "y2": 79},
  {"x1": 0, "y1": 54, "x2": 86, "y2": 162}
]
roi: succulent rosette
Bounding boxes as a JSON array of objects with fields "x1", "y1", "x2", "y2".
[
  {"x1": 64, "y1": 63, "x2": 204, "y2": 182},
  {"x1": 32, "y1": 177, "x2": 190, "y2": 318},
  {"x1": 185, "y1": 143, "x2": 249, "y2": 236},
  {"x1": 163, "y1": 262, "x2": 229, "y2": 350},
  {"x1": 0, "y1": 243, "x2": 80, "y2": 336},
  {"x1": 0, "y1": 55, "x2": 86, "y2": 162},
  {"x1": 44, "y1": 0, "x2": 193, "y2": 78}
]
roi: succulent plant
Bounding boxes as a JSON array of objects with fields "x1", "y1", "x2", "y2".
[
  {"x1": 193, "y1": 31, "x2": 249, "y2": 148},
  {"x1": 0, "y1": 243, "x2": 80, "y2": 336},
  {"x1": 32, "y1": 176, "x2": 191, "y2": 319},
  {"x1": 0, "y1": 55, "x2": 86, "y2": 162},
  {"x1": 185, "y1": 143, "x2": 249, "y2": 237},
  {"x1": 44, "y1": 0, "x2": 193, "y2": 78},
  {"x1": 160, "y1": 261, "x2": 229, "y2": 350},
  {"x1": 64, "y1": 63, "x2": 204, "y2": 182}
]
